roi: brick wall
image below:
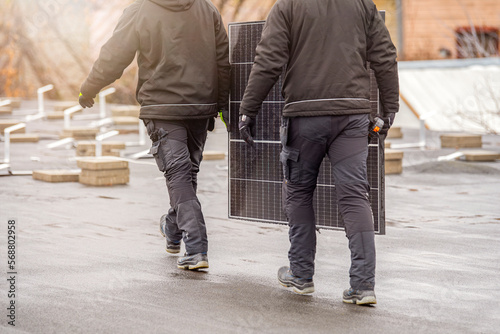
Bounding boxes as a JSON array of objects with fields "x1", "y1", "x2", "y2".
[{"x1": 402, "y1": 0, "x2": 500, "y2": 60}]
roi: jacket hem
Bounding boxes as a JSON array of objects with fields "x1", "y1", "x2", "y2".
[
  {"x1": 139, "y1": 104, "x2": 218, "y2": 120},
  {"x1": 282, "y1": 98, "x2": 372, "y2": 116},
  {"x1": 283, "y1": 109, "x2": 371, "y2": 118}
]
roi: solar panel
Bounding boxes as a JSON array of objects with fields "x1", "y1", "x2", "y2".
[{"x1": 228, "y1": 19, "x2": 386, "y2": 234}]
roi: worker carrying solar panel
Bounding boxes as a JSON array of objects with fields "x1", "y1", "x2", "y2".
[
  {"x1": 79, "y1": 0, "x2": 231, "y2": 270},
  {"x1": 238, "y1": 0, "x2": 399, "y2": 304}
]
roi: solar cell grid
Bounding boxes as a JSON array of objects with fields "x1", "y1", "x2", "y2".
[{"x1": 228, "y1": 21, "x2": 385, "y2": 234}]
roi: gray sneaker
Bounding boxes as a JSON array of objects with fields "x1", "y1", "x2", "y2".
[
  {"x1": 343, "y1": 288, "x2": 377, "y2": 305},
  {"x1": 277, "y1": 266, "x2": 315, "y2": 294},
  {"x1": 165, "y1": 239, "x2": 181, "y2": 254},
  {"x1": 160, "y1": 214, "x2": 181, "y2": 254},
  {"x1": 177, "y1": 253, "x2": 209, "y2": 270}
]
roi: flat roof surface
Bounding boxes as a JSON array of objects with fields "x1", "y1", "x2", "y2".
[
  {"x1": 1, "y1": 100, "x2": 499, "y2": 333},
  {"x1": 398, "y1": 58, "x2": 500, "y2": 134}
]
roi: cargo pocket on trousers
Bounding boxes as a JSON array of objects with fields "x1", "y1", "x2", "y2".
[
  {"x1": 280, "y1": 146, "x2": 300, "y2": 182},
  {"x1": 149, "y1": 137, "x2": 170, "y2": 172}
]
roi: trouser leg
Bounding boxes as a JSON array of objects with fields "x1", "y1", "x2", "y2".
[
  {"x1": 348, "y1": 231, "x2": 376, "y2": 290},
  {"x1": 282, "y1": 117, "x2": 328, "y2": 279},
  {"x1": 165, "y1": 208, "x2": 182, "y2": 242},
  {"x1": 327, "y1": 114, "x2": 375, "y2": 290},
  {"x1": 284, "y1": 182, "x2": 317, "y2": 279},
  {"x1": 145, "y1": 119, "x2": 209, "y2": 255}
]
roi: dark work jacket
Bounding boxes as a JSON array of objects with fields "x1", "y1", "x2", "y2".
[
  {"x1": 240, "y1": 0, "x2": 399, "y2": 118},
  {"x1": 81, "y1": 0, "x2": 230, "y2": 120}
]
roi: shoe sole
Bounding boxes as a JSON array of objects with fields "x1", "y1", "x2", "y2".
[
  {"x1": 177, "y1": 261, "x2": 209, "y2": 270},
  {"x1": 343, "y1": 296, "x2": 377, "y2": 305},
  {"x1": 279, "y1": 280, "x2": 315, "y2": 295},
  {"x1": 166, "y1": 248, "x2": 180, "y2": 254}
]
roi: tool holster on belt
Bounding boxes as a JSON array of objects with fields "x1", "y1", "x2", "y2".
[{"x1": 150, "y1": 128, "x2": 168, "y2": 143}]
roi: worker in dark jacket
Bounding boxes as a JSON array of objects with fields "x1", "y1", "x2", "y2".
[
  {"x1": 79, "y1": 0, "x2": 230, "y2": 270},
  {"x1": 239, "y1": 0, "x2": 398, "y2": 304}
]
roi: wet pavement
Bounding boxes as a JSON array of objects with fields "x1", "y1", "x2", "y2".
[{"x1": 1, "y1": 101, "x2": 500, "y2": 333}]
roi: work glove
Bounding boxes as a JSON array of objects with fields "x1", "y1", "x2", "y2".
[
  {"x1": 79, "y1": 92, "x2": 94, "y2": 108},
  {"x1": 379, "y1": 112, "x2": 395, "y2": 136},
  {"x1": 219, "y1": 107, "x2": 230, "y2": 132},
  {"x1": 238, "y1": 114, "x2": 256, "y2": 147}
]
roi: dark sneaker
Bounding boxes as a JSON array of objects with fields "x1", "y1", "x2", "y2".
[
  {"x1": 277, "y1": 266, "x2": 314, "y2": 294},
  {"x1": 177, "y1": 253, "x2": 209, "y2": 270},
  {"x1": 166, "y1": 239, "x2": 181, "y2": 254},
  {"x1": 343, "y1": 288, "x2": 377, "y2": 305},
  {"x1": 160, "y1": 214, "x2": 181, "y2": 254}
]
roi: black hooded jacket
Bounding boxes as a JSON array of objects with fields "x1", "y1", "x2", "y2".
[
  {"x1": 81, "y1": 0, "x2": 230, "y2": 120},
  {"x1": 240, "y1": 0, "x2": 399, "y2": 118}
]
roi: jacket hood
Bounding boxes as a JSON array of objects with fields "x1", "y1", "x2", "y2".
[{"x1": 149, "y1": 0, "x2": 195, "y2": 11}]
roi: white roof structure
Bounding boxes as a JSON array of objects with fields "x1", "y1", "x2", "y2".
[{"x1": 397, "y1": 58, "x2": 500, "y2": 134}]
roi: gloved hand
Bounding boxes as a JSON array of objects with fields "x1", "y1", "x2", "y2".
[
  {"x1": 79, "y1": 92, "x2": 94, "y2": 108},
  {"x1": 219, "y1": 107, "x2": 230, "y2": 132},
  {"x1": 379, "y1": 112, "x2": 395, "y2": 136},
  {"x1": 238, "y1": 114, "x2": 256, "y2": 147}
]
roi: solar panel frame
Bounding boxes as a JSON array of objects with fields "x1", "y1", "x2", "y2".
[{"x1": 228, "y1": 18, "x2": 386, "y2": 235}]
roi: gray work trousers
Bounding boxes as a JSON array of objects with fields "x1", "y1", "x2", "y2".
[
  {"x1": 280, "y1": 114, "x2": 376, "y2": 290},
  {"x1": 145, "y1": 118, "x2": 209, "y2": 255}
]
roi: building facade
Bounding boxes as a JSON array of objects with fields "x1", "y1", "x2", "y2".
[
  {"x1": 218, "y1": 0, "x2": 500, "y2": 61},
  {"x1": 374, "y1": 0, "x2": 500, "y2": 60}
]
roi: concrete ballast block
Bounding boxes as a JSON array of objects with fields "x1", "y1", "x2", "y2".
[
  {"x1": 80, "y1": 168, "x2": 130, "y2": 178},
  {"x1": 0, "y1": 120, "x2": 25, "y2": 134},
  {"x1": 47, "y1": 111, "x2": 65, "y2": 120},
  {"x1": 117, "y1": 129, "x2": 139, "y2": 135},
  {"x1": 385, "y1": 149, "x2": 404, "y2": 161},
  {"x1": 77, "y1": 141, "x2": 126, "y2": 150},
  {"x1": 76, "y1": 150, "x2": 121, "y2": 157},
  {"x1": 461, "y1": 150, "x2": 500, "y2": 162},
  {"x1": 10, "y1": 134, "x2": 40, "y2": 143},
  {"x1": 76, "y1": 158, "x2": 128, "y2": 171},
  {"x1": 1, "y1": 98, "x2": 21, "y2": 109},
  {"x1": 61, "y1": 127, "x2": 99, "y2": 140},
  {"x1": 203, "y1": 151, "x2": 226, "y2": 160},
  {"x1": 33, "y1": 170, "x2": 80, "y2": 183},
  {"x1": 386, "y1": 126, "x2": 403, "y2": 139},
  {"x1": 0, "y1": 107, "x2": 13, "y2": 115},
  {"x1": 385, "y1": 160, "x2": 403, "y2": 175},
  {"x1": 77, "y1": 158, "x2": 130, "y2": 186},
  {"x1": 440, "y1": 134, "x2": 482, "y2": 148},
  {"x1": 79, "y1": 175, "x2": 129, "y2": 186},
  {"x1": 385, "y1": 149, "x2": 404, "y2": 175}
]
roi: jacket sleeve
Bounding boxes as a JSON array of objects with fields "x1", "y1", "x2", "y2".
[
  {"x1": 214, "y1": 11, "x2": 230, "y2": 110},
  {"x1": 80, "y1": 3, "x2": 140, "y2": 98},
  {"x1": 239, "y1": 1, "x2": 290, "y2": 117},
  {"x1": 366, "y1": 6, "x2": 399, "y2": 116}
]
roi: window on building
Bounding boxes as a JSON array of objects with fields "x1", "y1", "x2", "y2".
[{"x1": 455, "y1": 26, "x2": 499, "y2": 58}]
